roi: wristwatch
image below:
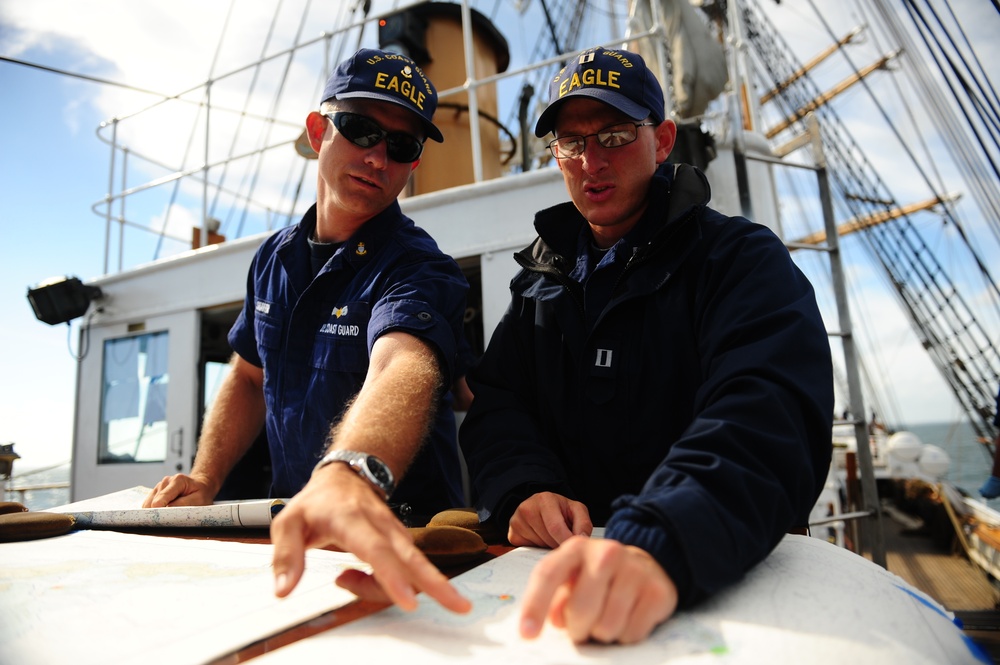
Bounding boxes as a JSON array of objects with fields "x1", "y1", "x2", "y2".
[{"x1": 312, "y1": 450, "x2": 395, "y2": 500}]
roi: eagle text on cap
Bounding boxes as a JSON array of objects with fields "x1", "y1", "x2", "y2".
[
  {"x1": 368, "y1": 53, "x2": 431, "y2": 111},
  {"x1": 557, "y1": 50, "x2": 636, "y2": 99}
]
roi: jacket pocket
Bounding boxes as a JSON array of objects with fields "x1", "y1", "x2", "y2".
[{"x1": 254, "y1": 299, "x2": 284, "y2": 350}]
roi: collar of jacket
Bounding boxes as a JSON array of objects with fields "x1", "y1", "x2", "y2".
[{"x1": 277, "y1": 200, "x2": 409, "y2": 273}]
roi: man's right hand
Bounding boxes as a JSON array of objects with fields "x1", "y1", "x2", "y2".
[
  {"x1": 270, "y1": 463, "x2": 472, "y2": 614},
  {"x1": 142, "y1": 474, "x2": 216, "y2": 508},
  {"x1": 508, "y1": 491, "x2": 593, "y2": 548}
]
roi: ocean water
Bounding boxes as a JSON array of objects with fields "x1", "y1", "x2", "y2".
[
  {"x1": 5, "y1": 421, "x2": 998, "y2": 511},
  {"x1": 905, "y1": 420, "x2": 1000, "y2": 509},
  {"x1": 4, "y1": 463, "x2": 72, "y2": 511}
]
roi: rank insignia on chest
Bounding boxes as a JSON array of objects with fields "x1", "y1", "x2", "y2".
[{"x1": 355, "y1": 242, "x2": 367, "y2": 256}]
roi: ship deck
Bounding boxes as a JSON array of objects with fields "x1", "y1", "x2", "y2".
[{"x1": 869, "y1": 508, "x2": 1000, "y2": 662}]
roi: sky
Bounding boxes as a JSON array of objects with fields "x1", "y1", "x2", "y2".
[{"x1": 1, "y1": 0, "x2": 998, "y2": 473}]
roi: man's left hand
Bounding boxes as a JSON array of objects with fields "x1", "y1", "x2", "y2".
[{"x1": 519, "y1": 535, "x2": 678, "y2": 644}]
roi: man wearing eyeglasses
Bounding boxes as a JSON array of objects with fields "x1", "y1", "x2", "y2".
[
  {"x1": 461, "y1": 48, "x2": 833, "y2": 643},
  {"x1": 144, "y1": 48, "x2": 472, "y2": 615}
]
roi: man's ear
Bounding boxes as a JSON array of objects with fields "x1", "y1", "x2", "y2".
[
  {"x1": 305, "y1": 111, "x2": 328, "y2": 154},
  {"x1": 655, "y1": 120, "x2": 678, "y2": 163},
  {"x1": 410, "y1": 158, "x2": 420, "y2": 171}
]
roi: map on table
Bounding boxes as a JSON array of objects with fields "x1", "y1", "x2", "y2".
[
  {"x1": 46, "y1": 485, "x2": 286, "y2": 528},
  {"x1": 248, "y1": 536, "x2": 986, "y2": 665},
  {"x1": 0, "y1": 526, "x2": 365, "y2": 664}
]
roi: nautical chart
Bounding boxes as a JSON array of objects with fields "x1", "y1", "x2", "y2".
[
  {"x1": 250, "y1": 536, "x2": 987, "y2": 665},
  {"x1": 0, "y1": 529, "x2": 365, "y2": 665},
  {"x1": 46, "y1": 485, "x2": 286, "y2": 528}
]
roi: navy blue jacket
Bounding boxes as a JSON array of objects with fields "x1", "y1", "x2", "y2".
[
  {"x1": 461, "y1": 163, "x2": 833, "y2": 607},
  {"x1": 229, "y1": 202, "x2": 469, "y2": 514}
]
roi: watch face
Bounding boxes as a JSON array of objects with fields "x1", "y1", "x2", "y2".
[{"x1": 365, "y1": 456, "x2": 392, "y2": 486}]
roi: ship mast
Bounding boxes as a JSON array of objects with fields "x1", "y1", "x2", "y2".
[{"x1": 740, "y1": 0, "x2": 1000, "y2": 449}]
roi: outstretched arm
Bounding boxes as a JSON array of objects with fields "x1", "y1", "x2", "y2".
[{"x1": 270, "y1": 331, "x2": 471, "y2": 614}]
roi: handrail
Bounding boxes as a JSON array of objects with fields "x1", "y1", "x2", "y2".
[
  {"x1": 810, "y1": 510, "x2": 874, "y2": 527},
  {"x1": 92, "y1": 0, "x2": 670, "y2": 274}
]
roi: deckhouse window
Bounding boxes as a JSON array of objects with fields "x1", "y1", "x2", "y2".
[{"x1": 98, "y1": 331, "x2": 169, "y2": 464}]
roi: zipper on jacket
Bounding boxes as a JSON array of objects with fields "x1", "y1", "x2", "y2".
[{"x1": 609, "y1": 207, "x2": 698, "y2": 298}]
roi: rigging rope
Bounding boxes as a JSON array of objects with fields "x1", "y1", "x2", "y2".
[{"x1": 153, "y1": 0, "x2": 240, "y2": 260}]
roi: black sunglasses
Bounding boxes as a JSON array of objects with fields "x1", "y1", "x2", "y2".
[{"x1": 325, "y1": 112, "x2": 425, "y2": 163}]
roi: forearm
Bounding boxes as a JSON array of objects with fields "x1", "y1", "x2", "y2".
[
  {"x1": 605, "y1": 385, "x2": 822, "y2": 608},
  {"x1": 325, "y1": 332, "x2": 442, "y2": 482},
  {"x1": 463, "y1": 397, "x2": 571, "y2": 516},
  {"x1": 462, "y1": 383, "x2": 576, "y2": 522},
  {"x1": 190, "y1": 355, "x2": 266, "y2": 497}
]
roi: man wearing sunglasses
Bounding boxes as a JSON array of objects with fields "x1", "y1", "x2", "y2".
[
  {"x1": 144, "y1": 48, "x2": 472, "y2": 615},
  {"x1": 461, "y1": 48, "x2": 833, "y2": 643}
]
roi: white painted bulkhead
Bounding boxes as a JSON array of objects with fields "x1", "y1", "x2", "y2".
[{"x1": 703, "y1": 131, "x2": 784, "y2": 239}]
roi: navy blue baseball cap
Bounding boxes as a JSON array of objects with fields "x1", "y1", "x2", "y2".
[
  {"x1": 534, "y1": 48, "x2": 665, "y2": 137},
  {"x1": 322, "y1": 48, "x2": 444, "y2": 143}
]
